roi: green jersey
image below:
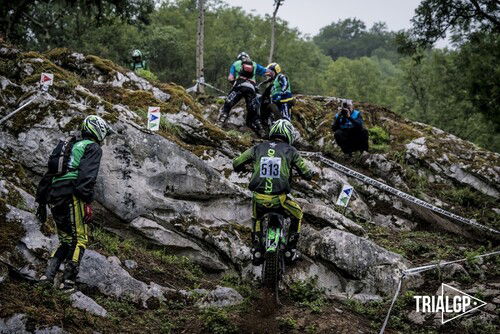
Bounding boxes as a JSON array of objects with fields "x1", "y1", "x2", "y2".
[
  {"x1": 233, "y1": 141, "x2": 313, "y2": 195},
  {"x1": 52, "y1": 139, "x2": 95, "y2": 183}
]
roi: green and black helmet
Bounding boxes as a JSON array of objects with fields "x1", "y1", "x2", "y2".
[
  {"x1": 82, "y1": 115, "x2": 114, "y2": 142},
  {"x1": 132, "y1": 49, "x2": 142, "y2": 58},
  {"x1": 269, "y1": 119, "x2": 294, "y2": 145}
]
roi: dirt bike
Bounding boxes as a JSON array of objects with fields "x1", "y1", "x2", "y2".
[{"x1": 260, "y1": 211, "x2": 291, "y2": 303}]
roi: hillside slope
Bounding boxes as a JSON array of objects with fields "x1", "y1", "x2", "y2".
[{"x1": 0, "y1": 44, "x2": 499, "y2": 333}]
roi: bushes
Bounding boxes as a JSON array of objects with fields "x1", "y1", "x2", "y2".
[
  {"x1": 368, "y1": 125, "x2": 390, "y2": 152},
  {"x1": 289, "y1": 277, "x2": 326, "y2": 313}
]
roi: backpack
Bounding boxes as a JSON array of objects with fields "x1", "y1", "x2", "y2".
[
  {"x1": 239, "y1": 60, "x2": 255, "y2": 79},
  {"x1": 36, "y1": 136, "x2": 77, "y2": 204},
  {"x1": 47, "y1": 135, "x2": 77, "y2": 176}
]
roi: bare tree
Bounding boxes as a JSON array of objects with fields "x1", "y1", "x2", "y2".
[
  {"x1": 196, "y1": 0, "x2": 205, "y2": 93},
  {"x1": 268, "y1": 0, "x2": 284, "y2": 64}
]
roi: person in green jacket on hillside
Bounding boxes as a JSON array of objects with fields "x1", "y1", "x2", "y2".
[
  {"x1": 130, "y1": 49, "x2": 148, "y2": 72},
  {"x1": 233, "y1": 119, "x2": 314, "y2": 265},
  {"x1": 35, "y1": 115, "x2": 115, "y2": 292},
  {"x1": 218, "y1": 52, "x2": 270, "y2": 137},
  {"x1": 266, "y1": 62, "x2": 294, "y2": 121}
]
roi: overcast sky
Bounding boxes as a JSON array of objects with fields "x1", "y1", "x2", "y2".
[{"x1": 224, "y1": 0, "x2": 422, "y2": 37}]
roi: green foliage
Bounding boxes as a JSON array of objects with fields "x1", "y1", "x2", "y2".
[
  {"x1": 407, "y1": 0, "x2": 499, "y2": 48},
  {"x1": 289, "y1": 277, "x2": 325, "y2": 313},
  {"x1": 277, "y1": 316, "x2": 297, "y2": 330},
  {"x1": 313, "y1": 19, "x2": 399, "y2": 60},
  {"x1": 200, "y1": 307, "x2": 237, "y2": 334},
  {"x1": 135, "y1": 68, "x2": 158, "y2": 81},
  {"x1": 463, "y1": 319, "x2": 498, "y2": 334},
  {"x1": 368, "y1": 126, "x2": 390, "y2": 152}
]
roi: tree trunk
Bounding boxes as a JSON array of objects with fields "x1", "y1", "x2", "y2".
[
  {"x1": 268, "y1": 1, "x2": 282, "y2": 64},
  {"x1": 196, "y1": 0, "x2": 205, "y2": 93}
]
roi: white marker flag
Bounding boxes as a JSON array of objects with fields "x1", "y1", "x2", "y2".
[
  {"x1": 336, "y1": 184, "x2": 354, "y2": 207},
  {"x1": 40, "y1": 73, "x2": 54, "y2": 86},
  {"x1": 147, "y1": 107, "x2": 161, "y2": 131}
]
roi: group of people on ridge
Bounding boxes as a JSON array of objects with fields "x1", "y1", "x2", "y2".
[
  {"x1": 34, "y1": 50, "x2": 369, "y2": 292},
  {"x1": 217, "y1": 52, "x2": 294, "y2": 137}
]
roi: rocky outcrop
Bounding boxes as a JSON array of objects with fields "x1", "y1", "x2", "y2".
[
  {"x1": 1, "y1": 44, "x2": 498, "y2": 334},
  {"x1": 299, "y1": 226, "x2": 409, "y2": 299}
]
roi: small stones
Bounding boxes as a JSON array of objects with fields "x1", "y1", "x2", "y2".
[{"x1": 70, "y1": 292, "x2": 108, "y2": 317}]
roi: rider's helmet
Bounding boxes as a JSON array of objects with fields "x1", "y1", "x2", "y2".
[
  {"x1": 266, "y1": 62, "x2": 282, "y2": 74},
  {"x1": 269, "y1": 119, "x2": 295, "y2": 145},
  {"x1": 132, "y1": 49, "x2": 142, "y2": 59},
  {"x1": 237, "y1": 52, "x2": 250, "y2": 61},
  {"x1": 82, "y1": 115, "x2": 115, "y2": 143}
]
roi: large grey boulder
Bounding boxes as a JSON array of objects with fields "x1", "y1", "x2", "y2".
[
  {"x1": 6, "y1": 206, "x2": 58, "y2": 254},
  {"x1": 0, "y1": 314, "x2": 67, "y2": 334},
  {"x1": 130, "y1": 216, "x2": 228, "y2": 271},
  {"x1": 300, "y1": 226, "x2": 412, "y2": 299},
  {"x1": 197, "y1": 286, "x2": 244, "y2": 308},
  {"x1": 78, "y1": 250, "x2": 173, "y2": 306},
  {"x1": 95, "y1": 121, "x2": 249, "y2": 223},
  {"x1": 405, "y1": 135, "x2": 500, "y2": 199},
  {"x1": 297, "y1": 198, "x2": 366, "y2": 236}
]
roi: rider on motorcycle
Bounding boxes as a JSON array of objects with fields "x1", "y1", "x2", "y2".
[{"x1": 232, "y1": 120, "x2": 313, "y2": 265}]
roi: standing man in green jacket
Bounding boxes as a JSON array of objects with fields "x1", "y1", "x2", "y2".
[
  {"x1": 35, "y1": 115, "x2": 114, "y2": 292},
  {"x1": 233, "y1": 120, "x2": 314, "y2": 265},
  {"x1": 218, "y1": 52, "x2": 270, "y2": 137}
]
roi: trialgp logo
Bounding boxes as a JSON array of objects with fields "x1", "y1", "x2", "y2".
[{"x1": 413, "y1": 283, "x2": 487, "y2": 324}]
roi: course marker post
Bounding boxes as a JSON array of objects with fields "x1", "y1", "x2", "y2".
[{"x1": 147, "y1": 106, "x2": 161, "y2": 131}]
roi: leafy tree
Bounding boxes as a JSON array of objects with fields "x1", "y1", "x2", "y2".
[
  {"x1": 409, "y1": 0, "x2": 499, "y2": 47},
  {"x1": 0, "y1": 0, "x2": 154, "y2": 49},
  {"x1": 313, "y1": 18, "x2": 398, "y2": 60}
]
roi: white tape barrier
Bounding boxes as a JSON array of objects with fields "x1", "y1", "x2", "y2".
[
  {"x1": 403, "y1": 250, "x2": 500, "y2": 276},
  {"x1": 379, "y1": 250, "x2": 500, "y2": 334},
  {"x1": 301, "y1": 151, "x2": 499, "y2": 235}
]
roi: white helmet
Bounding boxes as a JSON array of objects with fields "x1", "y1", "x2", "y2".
[{"x1": 237, "y1": 52, "x2": 250, "y2": 61}]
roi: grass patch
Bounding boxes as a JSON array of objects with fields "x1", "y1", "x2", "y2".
[
  {"x1": 199, "y1": 307, "x2": 238, "y2": 334},
  {"x1": 91, "y1": 227, "x2": 204, "y2": 289},
  {"x1": 277, "y1": 316, "x2": 298, "y2": 330},
  {"x1": 288, "y1": 277, "x2": 326, "y2": 313}
]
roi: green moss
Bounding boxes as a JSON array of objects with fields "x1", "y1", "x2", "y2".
[
  {"x1": 0, "y1": 157, "x2": 35, "y2": 194},
  {"x1": 0, "y1": 198, "x2": 25, "y2": 254},
  {"x1": 44, "y1": 48, "x2": 73, "y2": 62},
  {"x1": 135, "y1": 69, "x2": 158, "y2": 82},
  {"x1": 3, "y1": 184, "x2": 25, "y2": 209},
  {"x1": 85, "y1": 55, "x2": 124, "y2": 74},
  {"x1": 20, "y1": 55, "x2": 79, "y2": 89}
]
